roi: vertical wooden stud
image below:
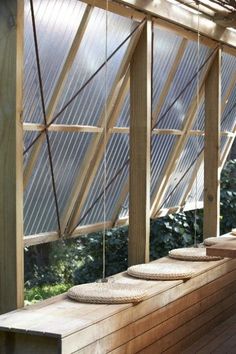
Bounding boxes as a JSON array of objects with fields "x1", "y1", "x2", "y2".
[
  {"x1": 0, "y1": 0, "x2": 24, "y2": 314},
  {"x1": 129, "y1": 20, "x2": 152, "y2": 265},
  {"x1": 204, "y1": 49, "x2": 221, "y2": 239}
]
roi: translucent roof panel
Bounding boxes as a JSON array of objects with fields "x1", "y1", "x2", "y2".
[
  {"x1": 221, "y1": 51, "x2": 236, "y2": 100},
  {"x1": 162, "y1": 136, "x2": 204, "y2": 208},
  {"x1": 54, "y1": 8, "x2": 138, "y2": 126},
  {"x1": 79, "y1": 133, "x2": 129, "y2": 226},
  {"x1": 185, "y1": 161, "x2": 204, "y2": 206},
  {"x1": 154, "y1": 38, "x2": 213, "y2": 130},
  {"x1": 24, "y1": 139, "x2": 58, "y2": 235},
  {"x1": 151, "y1": 134, "x2": 177, "y2": 197},
  {"x1": 49, "y1": 132, "x2": 94, "y2": 216},
  {"x1": 152, "y1": 27, "x2": 183, "y2": 122},
  {"x1": 23, "y1": 0, "x2": 86, "y2": 123},
  {"x1": 116, "y1": 92, "x2": 130, "y2": 127}
]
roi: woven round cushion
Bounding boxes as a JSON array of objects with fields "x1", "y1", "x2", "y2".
[
  {"x1": 168, "y1": 247, "x2": 222, "y2": 261},
  {"x1": 127, "y1": 263, "x2": 195, "y2": 280},
  {"x1": 204, "y1": 235, "x2": 236, "y2": 246},
  {"x1": 67, "y1": 282, "x2": 147, "y2": 304}
]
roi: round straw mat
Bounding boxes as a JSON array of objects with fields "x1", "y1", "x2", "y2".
[
  {"x1": 204, "y1": 235, "x2": 236, "y2": 246},
  {"x1": 168, "y1": 247, "x2": 222, "y2": 261},
  {"x1": 127, "y1": 263, "x2": 195, "y2": 280},
  {"x1": 67, "y1": 282, "x2": 147, "y2": 304}
]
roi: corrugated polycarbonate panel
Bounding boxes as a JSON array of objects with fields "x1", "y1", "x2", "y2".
[
  {"x1": 222, "y1": 83, "x2": 236, "y2": 131},
  {"x1": 49, "y1": 132, "x2": 94, "y2": 214},
  {"x1": 192, "y1": 99, "x2": 205, "y2": 131},
  {"x1": 162, "y1": 136, "x2": 204, "y2": 208},
  {"x1": 23, "y1": 131, "x2": 43, "y2": 170},
  {"x1": 221, "y1": 53, "x2": 236, "y2": 131},
  {"x1": 151, "y1": 134, "x2": 177, "y2": 197},
  {"x1": 24, "y1": 0, "x2": 86, "y2": 123},
  {"x1": 116, "y1": 92, "x2": 130, "y2": 127},
  {"x1": 185, "y1": 161, "x2": 204, "y2": 206},
  {"x1": 152, "y1": 27, "x2": 183, "y2": 119},
  {"x1": 78, "y1": 134, "x2": 129, "y2": 226},
  {"x1": 155, "y1": 41, "x2": 212, "y2": 130},
  {"x1": 221, "y1": 51, "x2": 236, "y2": 100},
  {"x1": 24, "y1": 140, "x2": 58, "y2": 235},
  {"x1": 54, "y1": 8, "x2": 137, "y2": 126}
]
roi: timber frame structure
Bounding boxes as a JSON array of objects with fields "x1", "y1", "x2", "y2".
[{"x1": 1, "y1": 0, "x2": 236, "y2": 323}]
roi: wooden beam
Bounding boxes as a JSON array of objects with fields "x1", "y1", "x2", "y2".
[
  {"x1": 116, "y1": 0, "x2": 236, "y2": 48},
  {"x1": 61, "y1": 23, "x2": 145, "y2": 235},
  {"x1": 24, "y1": 221, "x2": 113, "y2": 247},
  {"x1": 23, "y1": 123, "x2": 103, "y2": 133},
  {"x1": 129, "y1": 20, "x2": 152, "y2": 266},
  {"x1": 23, "y1": 5, "x2": 93, "y2": 189},
  {"x1": 0, "y1": 0, "x2": 24, "y2": 314},
  {"x1": 204, "y1": 48, "x2": 221, "y2": 239},
  {"x1": 81, "y1": 0, "x2": 145, "y2": 21}
]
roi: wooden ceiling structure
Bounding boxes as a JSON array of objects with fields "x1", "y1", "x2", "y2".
[{"x1": 1, "y1": 0, "x2": 236, "y2": 314}]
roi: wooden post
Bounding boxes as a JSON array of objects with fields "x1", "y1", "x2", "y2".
[
  {"x1": 129, "y1": 20, "x2": 152, "y2": 265},
  {"x1": 204, "y1": 49, "x2": 221, "y2": 239},
  {"x1": 0, "y1": 0, "x2": 24, "y2": 314}
]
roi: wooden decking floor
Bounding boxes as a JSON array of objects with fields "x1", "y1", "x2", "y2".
[{"x1": 183, "y1": 311, "x2": 236, "y2": 354}]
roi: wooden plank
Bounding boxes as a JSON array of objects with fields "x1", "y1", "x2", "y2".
[
  {"x1": 61, "y1": 23, "x2": 144, "y2": 235},
  {"x1": 207, "y1": 240, "x2": 236, "y2": 258},
  {"x1": 23, "y1": 5, "x2": 93, "y2": 189},
  {"x1": 138, "y1": 297, "x2": 236, "y2": 354},
  {"x1": 0, "y1": 0, "x2": 24, "y2": 314},
  {"x1": 116, "y1": 0, "x2": 236, "y2": 48},
  {"x1": 24, "y1": 221, "x2": 112, "y2": 247},
  {"x1": 204, "y1": 48, "x2": 221, "y2": 239},
  {"x1": 0, "y1": 258, "x2": 234, "y2": 354},
  {"x1": 65, "y1": 274, "x2": 236, "y2": 353},
  {"x1": 80, "y1": 0, "x2": 145, "y2": 21},
  {"x1": 111, "y1": 286, "x2": 236, "y2": 354},
  {"x1": 129, "y1": 20, "x2": 152, "y2": 265},
  {"x1": 23, "y1": 123, "x2": 103, "y2": 133}
]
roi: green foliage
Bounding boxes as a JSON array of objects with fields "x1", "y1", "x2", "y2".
[
  {"x1": 24, "y1": 284, "x2": 71, "y2": 305},
  {"x1": 24, "y1": 159, "x2": 236, "y2": 302},
  {"x1": 220, "y1": 159, "x2": 236, "y2": 234}
]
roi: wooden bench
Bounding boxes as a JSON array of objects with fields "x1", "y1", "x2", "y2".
[{"x1": 0, "y1": 256, "x2": 236, "y2": 354}]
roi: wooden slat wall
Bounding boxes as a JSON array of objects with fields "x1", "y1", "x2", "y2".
[
  {"x1": 0, "y1": 0, "x2": 24, "y2": 314},
  {"x1": 0, "y1": 258, "x2": 235, "y2": 353},
  {"x1": 129, "y1": 20, "x2": 152, "y2": 265}
]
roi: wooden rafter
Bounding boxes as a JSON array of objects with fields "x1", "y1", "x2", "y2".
[
  {"x1": 23, "y1": 5, "x2": 93, "y2": 189},
  {"x1": 116, "y1": 0, "x2": 236, "y2": 48},
  {"x1": 150, "y1": 48, "x2": 218, "y2": 218},
  {"x1": 61, "y1": 22, "x2": 145, "y2": 235}
]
